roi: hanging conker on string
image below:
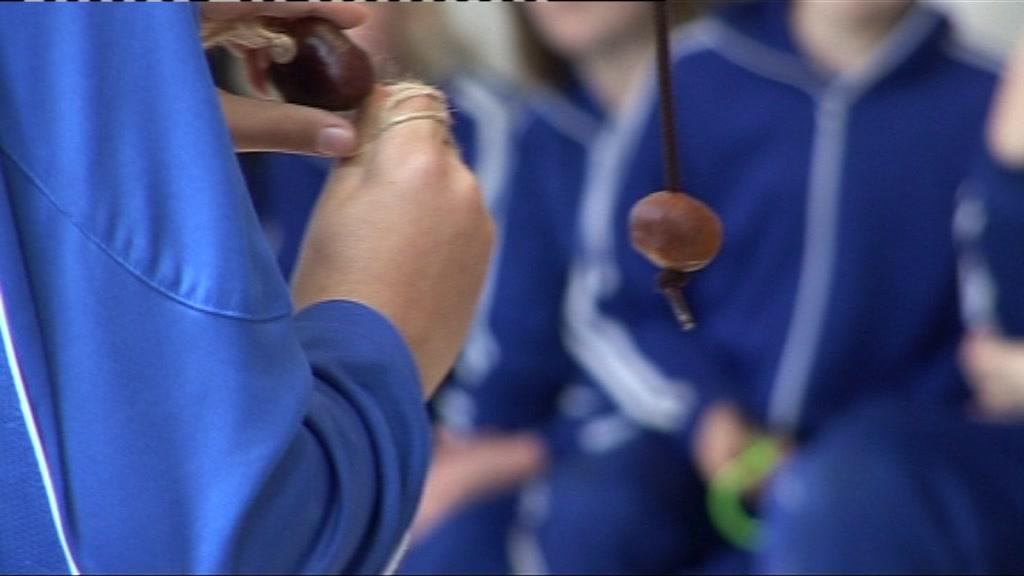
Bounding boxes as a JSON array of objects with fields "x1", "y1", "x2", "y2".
[
  {"x1": 632, "y1": 1, "x2": 725, "y2": 331},
  {"x1": 629, "y1": 190, "x2": 723, "y2": 330},
  {"x1": 629, "y1": 191, "x2": 722, "y2": 272}
]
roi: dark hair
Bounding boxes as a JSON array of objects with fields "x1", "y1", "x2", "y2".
[{"x1": 516, "y1": 2, "x2": 706, "y2": 89}]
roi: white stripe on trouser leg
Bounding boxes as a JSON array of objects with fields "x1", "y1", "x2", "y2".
[
  {"x1": 383, "y1": 529, "x2": 413, "y2": 575},
  {"x1": 0, "y1": 284, "x2": 80, "y2": 575}
]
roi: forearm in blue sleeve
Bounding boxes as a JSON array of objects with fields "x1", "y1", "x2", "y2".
[
  {"x1": 0, "y1": 6, "x2": 431, "y2": 573},
  {"x1": 290, "y1": 302, "x2": 430, "y2": 573},
  {"x1": 196, "y1": 303, "x2": 430, "y2": 574},
  {"x1": 978, "y1": 154, "x2": 1024, "y2": 336}
]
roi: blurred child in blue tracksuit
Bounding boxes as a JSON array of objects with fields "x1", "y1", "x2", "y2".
[
  {"x1": 960, "y1": 35, "x2": 1024, "y2": 344},
  {"x1": 947, "y1": 36, "x2": 1024, "y2": 572},
  {"x1": 238, "y1": 4, "x2": 712, "y2": 574},
  {"x1": 553, "y1": 0, "x2": 1024, "y2": 572},
  {"x1": 424, "y1": 0, "x2": 1004, "y2": 571},
  {"x1": 239, "y1": 2, "x2": 1024, "y2": 573},
  {"x1": 436, "y1": 0, "x2": 1021, "y2": 573},
  {"x1": 406, "y1": 4, "x2": 720, "y2": 574},
  {"x1": 401, "y1": 90, "x2": 599, "y2": 573},
  {"x1": 238, "y1": 4, "x2": 702, "y2": 573}
]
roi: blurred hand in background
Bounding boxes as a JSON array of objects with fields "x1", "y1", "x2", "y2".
[
  {"x1": 411, "y1": 428, "x2": 547, "y2": 542},
  {"x1": 694, "y1": 402, "x2": 793, "y2": 498},
  {"x1": 962, "y1": 334, "x2": 1024, "y2": 420}
]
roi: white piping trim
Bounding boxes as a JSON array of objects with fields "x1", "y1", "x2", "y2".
[
  {"x1": 708, "y1": 5, "x2": 944, "y2": 99},
  {"x1": 382, "y1": 529, "x2": 412, "y2": 576},
  {"x1": 765, "y1": 95, "x2": 848, "y2": 430},
  {"x1": 556, "y1": 382, "x2": 602, "y2": 420},
  {"x1": 530, "y1": 91, "x2": 602, "y2": 146},
  {"x1": 564, "y1": 263, "x2": 695, "y2": 431},
  {"x1": 766, "y1": 6, "x2": 944, "y2": 430},
  {"x1": 577, "y1": 414, "x2": 639, "y2": 454},
  {"x1": 450, "y1": 78, "x2": 518, "y2": 215},
  {"x1": 942, "y1": 36, "x2": 1004, "y2": 75},
  {"x1": 954, "y1": 183, "x2": 1001, "y2": 333},
  {"x1": 508, "y1": 480, "x2": 550, "y2": 576},
  {"x1": 843, "y1": 6, "x2": 945, "y2": 96},
  {"x1": 507, "y1": 521, "x2": 548, "y2": 576},
  {"x1": 432, "y1": 387, "x2": 477, "y2": 434},
  {"x1": 704, "y1": 18, "x2": 822, "y2": 95},
  {"x1": 450, "y1": 78, "x2": 517, "y2": 388},
  {"x1": 0, "y1": 284, "x2": 80, "y2": 575},
  {"x1": 562, "y1": 29, "x2": 713, "y2": 432}
]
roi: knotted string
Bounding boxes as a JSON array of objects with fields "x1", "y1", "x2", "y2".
[{"x1": 201, "y1": 19, "x2": 297, "y2": 64}]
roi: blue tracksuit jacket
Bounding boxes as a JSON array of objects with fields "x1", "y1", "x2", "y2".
[
  {"x1": 433, "y1": 82, "x2": 607, "y2": 453},
  {"x1": 0, "y1": 6, "x2": 430, "y2": 573},
  {"x1": 959, "y1": 151, "x2": 1024, "y2": 337},
  {"x1": 565, "y1": 1, "x2": 1002, "y2": 443},
  {"x1": 760, "y1": 151, "x2": 1024, "y2": 574}
]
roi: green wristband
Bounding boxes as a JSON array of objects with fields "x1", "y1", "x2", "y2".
[{"x1": 706, "y1": 436, "x2": 782, "y2": 551}]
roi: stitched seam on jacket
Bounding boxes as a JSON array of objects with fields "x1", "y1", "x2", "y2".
[{"x1": 0, "y1": 145, "x2": 290, "y2": 322}]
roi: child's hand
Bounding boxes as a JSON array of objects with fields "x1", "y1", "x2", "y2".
[
  {"x1": 202, "y1": 4, "x2": 369, "y2": 157},
  {"x1": 694, "y1": 402, "x2": 758, "y2": 482},
  {"x1": 410, "y1": 429, "x2": 547, "y2": 541},
  {"x1": 961, "y1": 333, "x2": 1024, "y2": 420},
  {"x1": 694, "y1": 402, "x2": 793, "y2": 495},
  {"x1": 988, "y1": 37, "x2": 1024, "y2": 168}
]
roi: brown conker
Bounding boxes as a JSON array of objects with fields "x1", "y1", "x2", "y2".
[
  {"x1": 266, "y1": 18, "x2": 374, "y2": 112},
  {"x1": 629, "y1": 191, "x2": 723, "y2": 272}
]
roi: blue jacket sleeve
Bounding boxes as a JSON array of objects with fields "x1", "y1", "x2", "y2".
[
  {"x1": 969, "y1": 151, "x2": 1024, "y2": 336},
  {"x1": 0, "y1": 6, "x2": 428, "y2": 573}
]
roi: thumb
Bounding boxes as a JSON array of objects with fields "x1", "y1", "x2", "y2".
[{"x1": 219, "y1": 90, "x2": 358, "y2": 157}]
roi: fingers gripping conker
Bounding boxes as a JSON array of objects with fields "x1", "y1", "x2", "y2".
[
  {"x1": 266, "y1": 18, "x2": 375, "y2": 112},
  {"x1": 629, "y1": 191, "x2": 723, "y2": 330},
  {"x1": 629, "y1": 191, "x2": 723, "y2": 272}
]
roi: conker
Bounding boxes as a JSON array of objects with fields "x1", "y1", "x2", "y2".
[
  {"x1": 629, "y1": 191, "x2": 723, "y2": 272},
  {"x1": 266, "y1": 18, "x2": 374, "y2": 112}
]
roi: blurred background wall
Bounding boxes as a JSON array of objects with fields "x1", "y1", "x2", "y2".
[
  {"x1": 929, "y1": 0, "x2": 1024, "y2": 56},
  {"x1": 441, "y1": 3, "x2": 521, "y2": 81}
]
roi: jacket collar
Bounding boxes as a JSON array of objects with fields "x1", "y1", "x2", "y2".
[{"x1": 709, "y1": 1, "x2": 949, "y2": 98}]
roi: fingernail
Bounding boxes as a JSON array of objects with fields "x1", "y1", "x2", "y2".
[{"x1": 317, "y1": 127, "x2": 353, "y2": 156}]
